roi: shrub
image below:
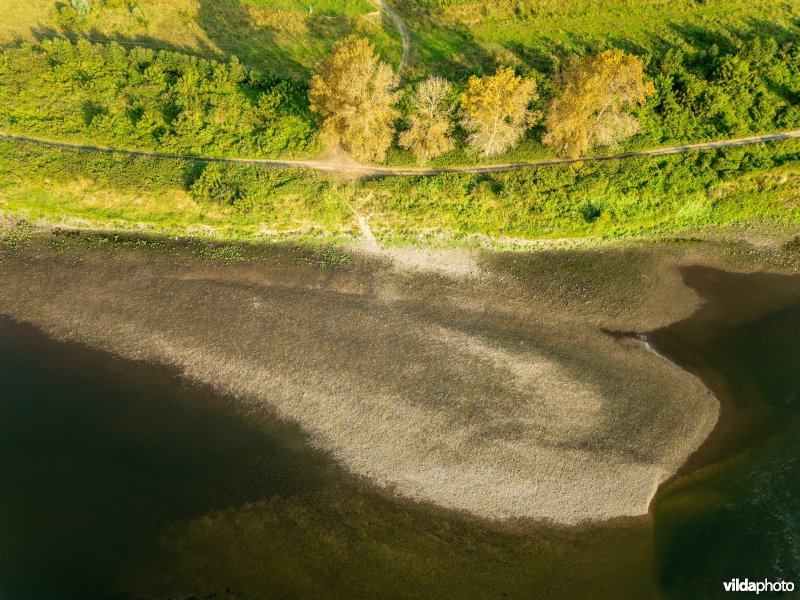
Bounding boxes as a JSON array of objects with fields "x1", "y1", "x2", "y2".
[
  {"x1": 0, "y1": 40, "x2": 318, "y2": 160},
  {"x1": 70, "y1": 0, "x2": 91, "y2": 16}
]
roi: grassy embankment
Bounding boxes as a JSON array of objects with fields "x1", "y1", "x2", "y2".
[
  {"x1": 0, "y1": 140, "x2": 353, "y2": 242},
  {"x1": 1, "y1": 0, "x2": 799, "y2": 166},
  {"x1": 0, "y1": 0, "x2": 401, "y2": 77},
  {"x1": 397, "y1": 0, "x2": 798, "y2": 76},
  {"x1": 0, "y1": 0, "x2": 799, "y2": 243},
  {"x1": 2, "y1": 138, "x2": 799, "y2": 244}
]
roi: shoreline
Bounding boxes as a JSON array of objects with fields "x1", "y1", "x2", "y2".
[
  {"x1": 0, "y1": 311, "x2": 659, "y2": 598},
  {"x1": 648, "y1": 266, "x2": 800, "y2": 482},
  {"x1": 0, "y1": 310, "x2": 651, "y2": 540},
  {"x1": 2, "y1": 227, "x2": 795, "y2": 526}
]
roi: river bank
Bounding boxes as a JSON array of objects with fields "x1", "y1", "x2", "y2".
[
  {"x1": 0, "y1": 316, "x2": 655, "y2": 599},
  {"x1": 2, "y1": 225, "x2": 779, "y2": 525},
  {"x1": 3, "y1": 225, "x2": 800, "y2": 598},
  {"x1": 647, "y1": 267, "x2": 800, "y2": 597}
]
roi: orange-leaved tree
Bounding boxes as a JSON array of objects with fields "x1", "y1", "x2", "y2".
[
  {"x1": 460, "y1": 66, "x2": 540, "y2": 157},
  {"x1": 309, "y1": 36, "x2": 400, "y2": 163},
  {"x1": 544, "y1": 49, "x2": 654, "y2": 159}
]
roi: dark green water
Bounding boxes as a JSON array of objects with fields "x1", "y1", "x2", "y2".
[
  {"x1": 649, "y1": 267, "x2": 800, "y2": 599},
  {"x1": 1, "y1": 266, "x2": 799, "y2": 599},
  {"x1": 0, "y1": 316, "x2": 343, "y2": 599}
]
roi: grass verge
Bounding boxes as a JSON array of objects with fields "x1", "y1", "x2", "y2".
[{"x1": 2, "y1": 137, "x2": 799, "y2": 246}]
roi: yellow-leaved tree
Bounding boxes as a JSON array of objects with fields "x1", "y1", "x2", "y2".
[
  {"x1": 544, "y1": 50, "x2": 654, "y2": 159},
  {"x1": 399, "y1": 76, "x2": 455, "y2": 164},
  {"x1": 309, "y1": 36, "x2": 400, "y2": 163},
  {"x1": 460, "y1": 67, "x2": 540, "y2": 157}
]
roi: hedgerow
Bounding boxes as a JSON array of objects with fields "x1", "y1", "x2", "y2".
[{"x1": 0, "y1": 39, "x2": 319, "y2": 159}]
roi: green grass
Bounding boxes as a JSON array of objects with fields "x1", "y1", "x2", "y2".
[
  {"x1": 357, "y1": 141, "x2": 800, "y2": 242},
  {"x1": 0, "y1": 140, "x2": 355, "y2": 241},
  {"x1": 2, "y1": 138, "x2": 800, "y2": 246},
  {"x1": 396, "y1": 0, "x2": 800, "y2": 77},
  {"x1": 5, "y1": 0, "x2": 795, "y2": 83},
  {"x1": 0, "y1": 184, "x2": 351, "y2": 241},
  {"x1": 1, "y1": 0, "x2": 799, "y2": 242},
  {"x1": 1, "y1": 1, "x2": 799, "y2": 168},
  {"x1": 0, "y1": 0, "x2": 401, "y2": 78}
]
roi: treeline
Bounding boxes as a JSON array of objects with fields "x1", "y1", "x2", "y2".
[
  {"x1": 0, "y1": 32, "x2": 798, "y2": 165},
  {"x1": 644, "y1": 37, "x2": 800, "y2": 141},
  {"x1": 310, "y1": 35, "x2": 800, "y2": 163},
  {"x1": 0, "y1": 39, "x2": 318, "y2": 158}
]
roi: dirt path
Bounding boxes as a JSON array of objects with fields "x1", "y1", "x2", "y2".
[
  {"x1": 376, "y1": 0, "x2": 410, "y2": 76},
  {"x1": 3, "y1": 130, "x2": 800, "y2": 178},
  {"x1": 355, "y1": 215, "x2": 380, "y2": 251}
]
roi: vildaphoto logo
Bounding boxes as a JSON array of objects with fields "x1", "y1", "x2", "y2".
[{"x1": 723, "y1": 578, "x2": 795, "y2": 594}]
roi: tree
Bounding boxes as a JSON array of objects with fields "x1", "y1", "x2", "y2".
[
  {"x1": 70, "y1": 0, "x2": 91, "y2": 16},
  {"x1": 399, "y1": 76, "x2": 455, "y2": 163},
  {"x1": 309, "y1": 36, "x2": 400, "y2": 163},
  {"x1": 544, "y1": 50, "x2": 654, "y2": 158},
  {"x1": 460, "y1": 67, "x2": 540, "y2": 157}
]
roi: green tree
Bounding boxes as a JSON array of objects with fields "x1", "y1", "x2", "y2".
[
  {"x1": 70, "y1": 0, "x2": 91, "y2": 16},
  {"x1": 460, "y1": 67, "x2": 540, "y2": 157},
  {"x1": 309, "y1": 36, "x2": 400, "y2": 163}
]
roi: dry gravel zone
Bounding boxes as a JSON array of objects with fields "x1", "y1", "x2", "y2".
[{"x1": 4, "y1": 228, "x2": 795, "y2": 525}]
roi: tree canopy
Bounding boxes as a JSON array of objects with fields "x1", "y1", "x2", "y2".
[
  {"x1": 1, "y1": 29, "x2": 798, "y2": 168},
  {"x1": 0, "y1": 39, "x2": 316, "y2": 158},
  {"x1": 309, "y1": 36, "x2": 401, "y2": 163},
  {"x1": 399, "y1": 76, "x2": 455, "y2": 163},
  {"x1": 544, "y1": 50, "x2": 654, "y2": 158},
  {"x1": 460, "y1": 67, "x2": 541, "y2": 157}
]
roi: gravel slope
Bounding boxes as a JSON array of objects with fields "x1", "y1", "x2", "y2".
[{"x1": 0, "y1": 235, "x2": 721, "y2": 524}]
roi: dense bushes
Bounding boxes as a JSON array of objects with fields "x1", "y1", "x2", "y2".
[
  {"x1": 639, "y1": 37, "x2": 800, "y2": 144},
  {"x1": 359, "y1": 139, "x2": 800, "y2": 238},
  {"x1": 188, "y1": 162, "x2": 335, "y2": 214},
  {"x1": 1, "y1": 28, "x2": 799, "y2": 166},
  {"x1": 1, "y1": 137, "x2": 799, "y2": 240},
  {"x1": 0, "y1": 140, "x2": 339, "y2": 217},
  {"x1": 0, "y1": 140, "x2": 353, "y2": 235},
  {"x1": 1, "y1": 29, "x2": 799, "y2": 166},
  {"x1": 0, "y1": 39, "x2": 318, "y2": 158}
]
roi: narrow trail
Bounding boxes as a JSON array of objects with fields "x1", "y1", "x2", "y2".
[
  {"x1": 356, "y1": 215, "x2": 381, "y2": 252},
  {"x1": 2, "y1": 130, "x2": 800, "y2": 178},
  {"x1": 376, "y1": 0, "x2": 411, "y2": 76}
]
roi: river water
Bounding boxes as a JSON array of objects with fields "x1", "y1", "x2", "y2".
[
  {"x1": 1, "y1": 266, "x2": 798, "y2": 599},
  {"x1": 649, "y1": 267, "x2": 800, "y2": 598}
]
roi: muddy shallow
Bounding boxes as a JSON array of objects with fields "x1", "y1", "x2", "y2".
[
  {"x1": 0, "y1": 232, "x2": 718, "y2": 525},
  {"x1": 2, "y1": 231, "x2": 800, "y2": 598},
  {"x1": 0, "y1": 316, "x2": 653, "y2": 600}
]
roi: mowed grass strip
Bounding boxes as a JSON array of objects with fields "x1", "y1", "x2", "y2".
[
  {"x1": 0, "y1": 0, "x2": 401, "y2": 77},
  {"x1": 395, "y1": 0, "x2": 799, "y2": 76}
]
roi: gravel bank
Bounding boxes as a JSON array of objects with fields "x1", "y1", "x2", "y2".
[{"x1": 0, "y1": 233, "x2": 725, "y2": 524}]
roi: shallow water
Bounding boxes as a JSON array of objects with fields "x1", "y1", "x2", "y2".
[
  {"x1": 649, "y1": 267, "x2": 800, "y2": 598},
  {"x1": 0, "y1": 316, "x2": 341, "y2": 599},
  {"x1": 0, "y1": 317, "x2": 650, "y2": 600},
  {"x1": 1, "y1": 266, "x2": 799, "y2": 599}
]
